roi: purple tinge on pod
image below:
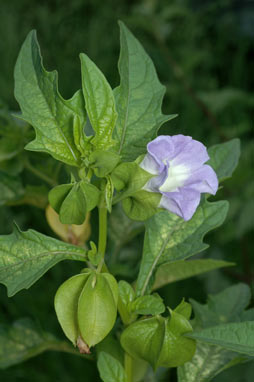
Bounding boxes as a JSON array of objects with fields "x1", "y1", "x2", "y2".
[{"x1": 140, "y1": 135, "x2": 218, "y2": 221}]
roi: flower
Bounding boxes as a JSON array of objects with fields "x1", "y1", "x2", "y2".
[{"x1": 140, "y1": 135, "x2": 218, "y2": 221}]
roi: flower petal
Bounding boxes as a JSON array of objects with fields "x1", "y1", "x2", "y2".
[
  {"x1": 170, "y1": 135, "x2": 193, "y2": 157},
  {"x1": 171, "y1": 136, "x2": 210, "y2": 170},
  {"x1": 159, "y1": 162, "x2": 191, "y2": 192},
  {"x1": 140, "y1": 153, "x2": 161, "y2": 175},
  {"x1": 147, "y1": 136, "x2": 174, "y2": 171},
  {"x1": 144, "y1": 166, "x2": 168, "y2": 192},
  {"x1": 184, "y1": 165, "x2": 218, "y2": 195},
  {"x1": 160, "y1": 187, "x2": 201, "y2": 221}
]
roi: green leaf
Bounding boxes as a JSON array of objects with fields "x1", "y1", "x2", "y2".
[
  {"x1": 80, "y1": 181, "x2": 100, "y2": 211},
  {"x1": 54, "y1": 272, "x2": 91, "y2": 345},
  {"x1": 48, "y1": 184, "x2": 73, "y2": 213},
  {"x1": 0, "y1": 318, "x2": 89, "y2": 369},
  {"x1": 0, "y1": 226, "x2": 87, "y2": 296},
  {"x1": 136, "y1": 199, "x2": 229, "y2": 296},
  {"x1": 208, "y1": 139, "x2": 241, "y2": 181},
  {"x1": 178, "y1": 284, "x2": 252, "y2": 381},
  {"x1": 187, "y1": 321, "x2": 254, "y2": 356},
  {"x1": 14, "y1": 30, "x2": 85, "y2": 166},
  {"x1": 177, "y1": 342, "x2": 246, "y2": 382},
  {"x1": 0, "y1": 172, "x2": 24, "y2": 205},
  {"x1": 88, "y1": 242, "x2": 101, "y2": 266},
  {"x1": 80, "y1": 53, "x2": 117, "y2": 150},
  {"x1": 89, "y1": 150, "x2": 120, "y2": 177},
  {"x1": 97, "y1": 352, "x2": 127, "y2": 382},
  {"x1": 59, "y1": 183, "x2": 87, "y2": 225},
  {"x1": 49, "y1": 181, "x2": 100, "y2": 225},
  {"x1": 152, "y1": 259, "x2": 234, "y2": 290},
  {"x1": 118, "y1": 280, "x2": 135, "y2": 306},
  {"x1": 118, "y1": 280, "x2": 136, "y2": 325},
  {"x1": 174, "y1": 300, "x2": 192, "y2": 320},
  {"x1": 191, "y1": 283, "x2": 252, "y2": 328},
  {"x1": 73, "y1": 115, "x2": 89, "y2": 156},
  {"x1": 240, "y1": 308, "x2": 254, "y2": 322},
  {"x1": 114, "y1": 21, "x2": 176, "y2": 161},
  {"x1": 128, "y1": 295, "x2": 165, "y2": 315}
]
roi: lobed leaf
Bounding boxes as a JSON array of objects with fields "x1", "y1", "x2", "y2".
[
  {"x1": 114, "y1": 21, "x2": 176, "y2": 161},
  {"x1": 0, "y1": 226, "x2": 87, "y2": 296},
  {"x1": 14, "y1": 30, "x2": 86, "y2": 166},
  {"x1": 191, "y1": 283, "x2": 252, "y2": 328},
  {"x1": 136, "y1": 199, "x2": 229, "y2": 296}
]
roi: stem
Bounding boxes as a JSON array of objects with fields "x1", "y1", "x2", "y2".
[
  {"x1": 97, "y1": 204, "x2": 108, "y2": 272},
  {"x1": 125, "y1": 352, "x2": 133, "y2": 382},
  {"x1": 25, "y1": 160, "x2": 57, "y2": 187},
  {"x1": 48, "y1": 341, "x2": 94, "y2": 360}
]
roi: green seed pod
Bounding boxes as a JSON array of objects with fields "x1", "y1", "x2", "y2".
[
  {"x1": 78, "y1": 272, "x2": 118, "y2": 347},
  {"x1": 158, "y1": 309, "x2": 196, "y2": 367},
  {"x1": 121, "y1": 309, "x2": 196, "y2": 370},
  {"x1": 54, "y1": 270, "x2": 92, "y2": 345},
  {"x1": 120, "y1": 316, "x2": 165, "y2": 370},
  {"x1": 55, "y1": 271, "x2": 118, "y2": 351}
]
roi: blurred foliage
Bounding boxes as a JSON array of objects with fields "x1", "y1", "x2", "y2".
[{"x1": 0, "y1": 0, "x2": 253, "y2": 381}]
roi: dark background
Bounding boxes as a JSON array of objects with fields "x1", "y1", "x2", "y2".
[{"x1": 0, "y1": 0, "x2": 253, "y2": 380}]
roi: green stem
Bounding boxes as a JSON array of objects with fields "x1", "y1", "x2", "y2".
[
  {"x1": 48, "y1": 341, "x2": 94, "y2": 360},
  {"x1": 97, "y1": 204, "x2": 108, "y2": 272},
  {"x1": 125, "y1": 352, "x2": 133, "y2": 382},
  {"x1": 25, "y1": 160, "x2": 57, "y2": 187}
]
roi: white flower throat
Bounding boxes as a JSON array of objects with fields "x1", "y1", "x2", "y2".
[{"x1": 159, "y1": 161, "x2": 190, "y2": 193}]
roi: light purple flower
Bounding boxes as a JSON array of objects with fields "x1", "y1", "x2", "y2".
[{"x1": 140, "y1": 135, "x2": 218, "y2": 221}]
